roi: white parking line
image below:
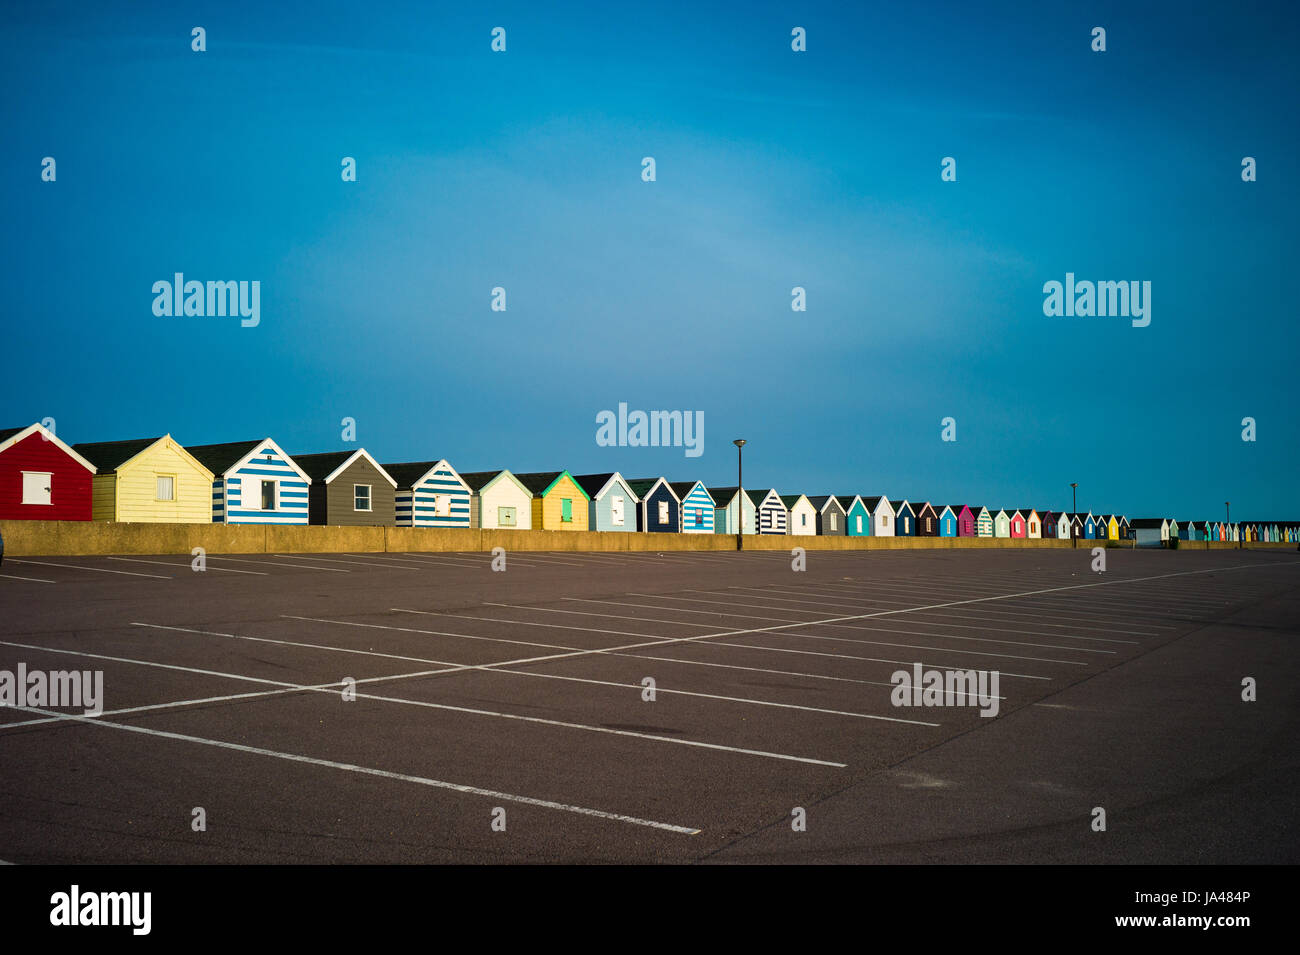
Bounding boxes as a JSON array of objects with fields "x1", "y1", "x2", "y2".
[
  {"x1": 6, "y1": 629, "x2": 848, "y2": 767},
  {"x1": 206, "y1": 556, "x2": 349, "y2": 573},
  {"x1": 107, "y1": 557, "x2": 268, "y2": 575},
  {"x1": 6, "y1": 559, "x2": 170, "y2": 579},
  {"x1": 274, "y1": 554, "x2": 418, "y2": 570},
  {"x1": 10, "y1": 705, "x2": 702, "y2": 834},
  {"x1": 0, "y1": 573, "x2": 56, "y2": 584}
]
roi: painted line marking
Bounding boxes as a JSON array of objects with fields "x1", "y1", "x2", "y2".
[
  {"x1": 9, "y1": 706, "x2": 702, "y2": 834},
  {"x1": 7, "y1": 559, "x2": 170, "y2": 579},
  {"x1": 106, "y1": 556, "x2": 268, "y2": 575}
]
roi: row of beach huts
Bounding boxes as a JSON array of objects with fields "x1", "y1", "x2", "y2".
[{"x1": 1, "y1": 424, "x2": 1294, "y2": 545}]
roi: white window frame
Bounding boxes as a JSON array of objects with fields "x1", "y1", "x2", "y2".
[
  {"x1": 856, "y1": 515, "x2": 862, "y2": 532},
  {"x1": 610, "y1": 495, "x2": 625, "y2": 526},
  {"x1": 22, "y1": 471, "x2": 53, "y2": 506},
  {"x1": 498, "y1": 505, "x2": 516, "y2": 527},
  {"x1": 354, "y1": 484, "x2": 372, "y2": 512},
  {"x1": 830, "y1": 513, "x2": 838, "y2": 531},
  {"x1": 156, "y1": 474, "x2": 176, "y2": 502},
  {"x1": 657, "y1": 500, "x2": 669, "y2": 524},
  {"x1": 258, "y1": 478, "x2": 277, "y2": 512}
]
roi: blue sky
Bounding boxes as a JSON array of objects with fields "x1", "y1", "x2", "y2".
[{"x1": 3, "y1": 1, "x2": 1296, "y2": 519}]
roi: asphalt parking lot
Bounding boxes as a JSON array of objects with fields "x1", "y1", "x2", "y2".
[{"x1": 1, "y1": 546, "x2": 1297, "y2": 863}]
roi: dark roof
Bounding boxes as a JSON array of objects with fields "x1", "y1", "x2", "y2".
[
  {"x1": 707, "y1": 486, "x2": 740, "y2": 505},
  {"x1": 458, "y1": 470, "x2": 511, "y2": 492},
  {"x1": 292, "y1": 451, "x2": 360, "y2": 481},
  {"x1": 572, "y1": 473, "x2": 620, "y2": 498},
  {"x1": 745, "y1": 488, "x2": 769, "y2": 507},
  {"x1": 945, "y1": 505, "x2": 966, "y2": 514},
  {"x1": 627, "y1": 477, "x2": 672, "y2": 499},
  {"x1": 383, "y1": 460, "x2": 449, "y2": 489},
  {"x1": 71, "y1": 437, "x2": 166, "y2": 474},
  {"x1": 890, "y1": 499, "x2": 911, "y2": 512},
  {"x1": 668, "y1": 481, "x2": 703, "y2": 500},
  {"x1": 184, "y1": 440, "x2": 266, "y2": 475},
  {"x1": 861, "y1": 495, "x2": 886, "y2": 510},
  {"x1": 779, "y1": 494, "x2": 805, "y2": 508},
  {"x1": 0, "y1": 426, "x2": 26, "y2": 442},
  {"x1": 1129, "y1": 518, "x2": 1168, "y2": 529},
  {"x1": 808, "y1": 495, "x2": 841, "y2": 511},
  {"x1": 513, "y1": 471, "x2": 566, "y2": 495}
]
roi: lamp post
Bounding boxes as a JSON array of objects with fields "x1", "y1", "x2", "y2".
[
  {"x1": 734, "y1": 439, "x2": 746, "y2": 551},
  {"x1": 1226, "y1": 501, "x2": 1233, "y2": 549},
  {"x1": 1070, "y1": 483, "x2": 1078, "y2": 549}
]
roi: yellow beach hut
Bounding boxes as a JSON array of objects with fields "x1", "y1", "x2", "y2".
[
  {"x1": 71, "y1": 435, "x2": 214, "y2": 523},
  {"x1": 514, "y1": 471, "x2": 590, "y2": 531}
]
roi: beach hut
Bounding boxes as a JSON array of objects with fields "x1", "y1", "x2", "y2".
[
  {"x1": 750, "y1": 488, "x2": 788, "y2": 535},
  {"x1": 783, "y1": 494, "x2": 817, "y2": 536},
  {"x1": 709, "y1": 487, "x2": 756, "y2": 536},
  {"x1": 975, "y1": 507, "x2": 994, "y2": 537},
  {"x1": 839, "y1": 495, "x2": 868, "y2": 536},
  {"x1": 864, "y1": 496, "x2": 895, "y2": 537},
  {"x1": 1040, "y1": 509, "x2": 1056, "y2": 538},
  {"x1": 810, "y1": 495, "x2": 847, "y2": 536},
  {"x1": 628, "y1": 477, "x2": 680, "y2": 533},
  {"x1": 993, "y1": 509, "x2": 1011, "y2": 538},
  {"x1": 461, "y1": 470, "x2": 533, "y2": 529},
  {"x1": 891, "y1": 500, "x2": 916, "y2": 536},
  {"x1": 915, "y1": 502, "x2": 940, "y2": 537},
  {"x1": 1009, "y1": 510, "x2": 1027, "y2": 538},
  {"x1": 73, "y1": 435, "x2": 214, "y2": 523},
  {"x1": 573, "y1": 472, "x2": 639, "y2": 533},
  {"x1": 1168, "y1": 519, "x2": 1180, "y2": 540},
  {"x1": 938, "y1": 505, "x2": 958, "y2": 537},
  {"x1": 1131, "y1": 518, "x2": 1169, "y2": 548},
  {"x1": 671, "y1": 481, "x2": 716, "y2": 534},
  {"x1": 953, "y1": 505, "x2": 975, "y2": 537},
  {"x1": 184, "y1": 439, "x2": 310, "y2": 525},
  {"x1": 382, "y1": 460, "x2": 472, "y2": 529},
  {"x1": 0, "y1": 423, "x2": 95, "y2": 521},
  {"x1": 1023, "y1": 508, "x2": 1042, "y2": 538},
  {"x1": 515, "y1": 471, "x2": 590, "y2": 531},
  {"x1": 294, "y1": 449, "x2": 396, "y2": 526}
]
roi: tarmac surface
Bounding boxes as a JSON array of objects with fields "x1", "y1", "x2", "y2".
[{"x1": 1, "y1": 546, "x2": 1296, "y2": 864}]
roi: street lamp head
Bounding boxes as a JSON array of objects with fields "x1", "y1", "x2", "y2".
[
  {"x1": 1070, "y1": 482, "x2": 1078, "y2": 489},
  {"x1": 733, "y1": 439, "x2": 746, "y2": 448}
]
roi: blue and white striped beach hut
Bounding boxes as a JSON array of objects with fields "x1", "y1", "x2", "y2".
[
  {"x1": 383, "y1": 459, "x2": 472, "y2": 528},
  {"x1": 671, "y1": 481, "x2": 716, "y2": 534},
  {"x1": 185, "y1": 438, "x2": 311, "y2": 524}
]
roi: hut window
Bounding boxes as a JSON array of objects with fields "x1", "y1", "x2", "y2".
[
  {"x1": 611, "y1": 496, "x2": 625, "y2": 525},
  {"x1": 694, "y1": 508, "x2": 703, "y2": 525},
  {"x1": 1030, "y1": 522, "x2": 1037, "y2": 533},
  {"x1": 881, "y1": 515, "x2": 889, "y2": 527},
  {"x1": 156, "y1": 475, "x2": 175, "y2": 502},
  {"x1": 498, "y1": 506, "x2": 516, "y2": 526},
  {"x1": 855, "y1": 515, "x2": 862, "y2": 532},
  {"x1": 354, "y1": 485, "x2": 372, "y2": 511},
  {"x1": 261, "y1": 480, "x2": 276, "y2": 510},
  {"x1": 561, "y1": 498, "x2": 573, "y2": 522},
  {"x1": 22, "y1": 471, "x2": 53, "y2": 506},
  {"x1": 802, "y1": 513, "x2": 808, "y2": 527},
  {"x1": 657, "y1": 500, "x2": 669, "y2": 523},
  {"x1": 434, "y1": 495, "x2": 451, "y2": 517},
  {"x1": 830, "y1": 513, "x2": 837, "y2": 530}
]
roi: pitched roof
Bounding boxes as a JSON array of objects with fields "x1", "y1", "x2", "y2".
[
  {"x1": 889, "y1": 499, "x2": 911, "y2": 512},
  {"x1": 1129, "y1": 518, "x2": 1167, "y2": 529},
  {"x1": 707, "y1": 486, "x2": 741, "y2": 506},
  {"x1": 861, "y1": 496, "x2": 887, "y2": 510},
  {"x1": 808, "y1": 495, "x2": 842, "y2": 511},
  {"x1": 572, "y1": 473, "x2": 617, "y2": 498},
  {"x1": 458, "y1": 470, "x2": 508, "y2": 492},
  {"x1": 381, "y1": 460, "x2": 468, "y2": 490},
  {"x1": 627, "y1": 477, "x2": 674, "y2": 500},
  {"x1": 72, "y1": 437, "x2": 167, "y2": 474},
  {"x1": 513, "y1": 471, "x2": 567, "y2": 495},
  {"x1": 183, "y1": 440, "x2": 266, "y2": 475},
  {"x1": 292, "y1": 451, "x2": 356, "y2": 481},
  {"x1": 0, "y1": 426, "x2": 23, "y2": 442},
  {"x1": 668, "y1": 481, "x2": 704, "y2": 501},
  {"x1": 745, "y1": 488, "x2": 770, "y2": 506},
  {"x1": 779, "y1": 494, "x2": 808, "y2": 508}
]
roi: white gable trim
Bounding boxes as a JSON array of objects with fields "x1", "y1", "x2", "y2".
[
  {"x1": 323, "y1": 448, "x2": 398, "y2": 488},
  {"x1": 227, "y1": 437, "x2": 311, "y2": 484},
  {"x1": 0, "y1": 422, "x2": 96, "y2": 473}
]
